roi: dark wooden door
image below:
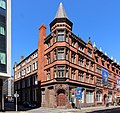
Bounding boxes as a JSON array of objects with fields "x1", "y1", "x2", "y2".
[{"x1": 57, "y1": 93, "x2": 66, "y2": 106}]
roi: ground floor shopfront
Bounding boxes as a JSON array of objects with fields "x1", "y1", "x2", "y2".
[{"x1": 41, "y1": 82, "x2": 117, "y2": 108}]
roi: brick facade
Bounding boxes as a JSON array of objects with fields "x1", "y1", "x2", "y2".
[{"x1": 14, "y1": 3, "x2": 120, "y2": 108}]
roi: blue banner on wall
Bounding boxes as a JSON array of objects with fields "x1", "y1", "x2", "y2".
[
  {"x1": 102, "y1": 68, "x2": 108, "y2": 85},
  {"x1": 116, "y1": 76, "x2": 120, "y2": 88},
  {"x1": 75, "y1": 87, "x2": 82, "y2": 99}
]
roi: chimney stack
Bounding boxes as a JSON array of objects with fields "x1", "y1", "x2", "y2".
[
  {"x1": 38, "y1": 24, "x2": 46, "y2": 82},
  {"x1": 39, "y1": 24, "x2": 46, "y2": 41}
]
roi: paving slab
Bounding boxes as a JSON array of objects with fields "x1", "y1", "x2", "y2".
[{"x1": 2, "y1": 105, "x2": 120, "y2": 113}]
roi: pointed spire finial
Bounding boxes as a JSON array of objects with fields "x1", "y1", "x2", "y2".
[
  {"x1": 87, "y1": 37, "x2": 92, "y2": 45},
  {"x1": 100, "y1": 47, "x2": 102, "y2": 52},
  {"x1": 117, "y1": 61, "x2": 119, "y2": 65},
  {"x1": 111, "y1": 56, "x2": 113, "y2": 60},
  {"x1": 105, "y1": 52, "x2": 107, "y2": 56},
  {"x1": 93, "y1": 42, "x2": 96, "y2": 47},
  {"x1": 55, "y1": 2, "x2": 67, "y2": 19},
  {"x1": 60, "y1": 2, "x2": 62, "y2": 5}
]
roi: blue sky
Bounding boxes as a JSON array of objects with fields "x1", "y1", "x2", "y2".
[{"x1": 12, "y1": 0, "x2": 120, "y2": 74}]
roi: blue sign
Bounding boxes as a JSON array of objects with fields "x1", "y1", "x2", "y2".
[
  {"x1": 102, "y1": 68, "x2": 108, "y2": 85},
  {"x1": 117, "y1": 76, "x2": 120, "y2": 88},
  {"x1": 75, "y1": 87, "x2": 82, "y2": 99}
]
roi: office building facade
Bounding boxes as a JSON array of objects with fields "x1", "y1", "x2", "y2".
[
  {"x1": 14, "y1": 50, "x2": 40, "y2": 106},
  {"x1": 0, "y1": 0, "x2": 11, "y2": 110},
  {"x1": 14, "y1": 3, "x2": 120, "y2": 108}
]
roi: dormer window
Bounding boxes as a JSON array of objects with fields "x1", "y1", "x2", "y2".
[
  {"x1": 58, "y1": 30, "x2": 65, "y2": 41},
  {"x1": 78, "y1": 44, "x2": 84, "y2": 52},
  {"x1": 87, "y1": 49, "x2": 92, "y2": 57}
]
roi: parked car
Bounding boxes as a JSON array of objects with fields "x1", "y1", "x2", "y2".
[{"x1": 23, "y1": 101, "x2": 37, "y2": 108}]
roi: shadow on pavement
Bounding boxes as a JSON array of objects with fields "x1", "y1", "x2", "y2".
[{"x1": 4, "y1": 102, "x2": 32, "y2": 111}]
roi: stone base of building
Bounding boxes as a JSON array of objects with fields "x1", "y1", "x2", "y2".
[{"x1": 40, "y1": 83, "x2": 115, "y2": 108}]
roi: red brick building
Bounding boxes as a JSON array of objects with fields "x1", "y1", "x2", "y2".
[
  {"x1": 14, "y1": 3, "x2": 120, "y2": 108},
  {"x1": 14, "y1": 50, "x2": 40, "y2": 106}
]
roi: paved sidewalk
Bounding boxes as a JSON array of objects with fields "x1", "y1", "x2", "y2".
[
  {"x1": 27, "y1": 105, "x2": 120, "y2": 113},
  {"x1": 65, "y1": 105, "x2": 120, "y2": 112},
  {"x1": 2, "y1": 105, "x2": 120, "y2": 113}
]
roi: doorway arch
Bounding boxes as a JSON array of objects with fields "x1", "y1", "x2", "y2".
[{"x1": 57, "y1": 89, "x2": 66, "y2": 106}]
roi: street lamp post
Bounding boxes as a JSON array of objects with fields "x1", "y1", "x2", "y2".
[{"x1": 14, "y1": 91, "x2": 19, "y2": 111}]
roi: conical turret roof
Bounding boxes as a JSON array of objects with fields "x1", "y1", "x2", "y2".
[{"x1": 55, "y1": 2, "x2": 67, "y2": 19}]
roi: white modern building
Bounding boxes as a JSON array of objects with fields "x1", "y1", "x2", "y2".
[
  {"x1": 0, "y1": 0, "x2": 11, "y2": 111},
  {"x1": 3, "y1": 77, "x2": 14, "y2": 101}
]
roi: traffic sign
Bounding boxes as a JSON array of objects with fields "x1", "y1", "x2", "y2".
[
  {"x1": 75, "y1": 87, "x2": 82, "y2": 99},
  {"x1": 14, "y1": 93, "x2": 19, "y2": 98}
]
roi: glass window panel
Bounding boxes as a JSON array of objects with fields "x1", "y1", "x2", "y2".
[
  {"x1": 0, "y1": 51, "x2": 6, "y2": 64},
  {"x1": 0, "y1": 26, "x2": 5, "y2": 35},
  {"x1": 58, "y1": 66, "x2": 65, "y2": 77},
  {"x1": 58, "y1": 31, "x2": 64, "y2": 41},
  {"x1": 0, "y1": 0, "x2": 6, "y2": 9},
  {"x1": 58, "y1": 35, "x2": 64, "y2": 41},
  {"x1": 58, "y1": 49, "x2": 64, "y2": 60}
]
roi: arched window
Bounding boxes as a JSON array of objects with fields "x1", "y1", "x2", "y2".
[{"x1": 108, "y1": 92, "x2": 112, "y2": 102}]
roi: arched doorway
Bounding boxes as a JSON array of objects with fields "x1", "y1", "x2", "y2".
[{"x1": 57, "y1": 89, "x2": 66, "y2": 106}]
